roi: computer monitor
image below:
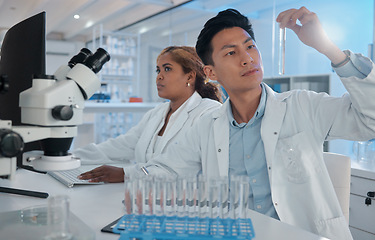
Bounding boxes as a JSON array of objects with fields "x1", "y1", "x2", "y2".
[{"x1": 0, "y1": 12, "x2": 46, "y2": 167}]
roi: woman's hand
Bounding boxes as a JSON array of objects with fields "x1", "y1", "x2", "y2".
[{"x1": 78, "y1": 165, "x2": 125, "y2": 183}]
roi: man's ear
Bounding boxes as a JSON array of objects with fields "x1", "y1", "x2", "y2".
[{"x1": 203, "y1": 65, "x2": 218, "y2": 81}]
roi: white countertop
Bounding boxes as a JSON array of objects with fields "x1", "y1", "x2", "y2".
[
  {"x1": 0, "y1": 166, "x2": 329, "y2": 240},
  {"x1": 351, "y1": 161, "x2": 375, "y2": 179}
]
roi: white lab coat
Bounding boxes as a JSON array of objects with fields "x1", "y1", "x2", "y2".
[
  {"x1": 147, "y1": 53, "x2": 375, "y2": 239},
  {"x1": 73, "y1": 91, "x2": 221, "y2": 176}
]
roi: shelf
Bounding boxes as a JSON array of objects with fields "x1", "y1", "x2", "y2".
[
  {"x1": 84, "y1": 25, "x2": 142, "y2": 143},
  {"x1": 90, "y1": 25, "x2": 139, "y2": 99},
  {"x1": 263, "y1": 74, "x2": 330, "y2": 93},
  {"x1": 109, "y1": 53, "x2": 136, "y2": 59},
  {"x1": 83, "y1": 102, "x2": 160, "y2": 113},
  {"x1": 100, "y1": 75, "x2": 133, "y2": 81}
]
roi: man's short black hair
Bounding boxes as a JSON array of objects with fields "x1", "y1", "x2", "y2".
[{"x1": 196, "y1": 8, "x2": 255, "y2": 66}]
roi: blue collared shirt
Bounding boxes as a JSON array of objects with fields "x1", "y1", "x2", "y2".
[
  {"x1": 228, "y1": 83, "x2": 279, "y2": 219},
  {"x1": 334, "y1": 50, "x2": 371, "y2": 79}
]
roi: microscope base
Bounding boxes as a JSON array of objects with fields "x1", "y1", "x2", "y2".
[{"x1": 23, "y1": 151, "x2": 81, "y2": 171}]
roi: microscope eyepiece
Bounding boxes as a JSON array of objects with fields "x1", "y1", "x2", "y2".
[
  {"x1": 68, "y1": 48, "x2": 93, "y2": 68},
  {"x1": 83, "y1": 48, "x2": 111, "y2": 74}
]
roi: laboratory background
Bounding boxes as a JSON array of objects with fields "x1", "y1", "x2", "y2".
[
  {"x1": 0, "y1": 0, "x2": 375, "y2": 239},
  {"x1": 39, "y1": 0, "x2": 374, "y2": 159}
]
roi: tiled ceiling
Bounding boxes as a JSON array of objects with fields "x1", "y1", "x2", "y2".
[
  {"x1": 0, "y1": 0, "x2": 298, "y2": 42},
  {"x1": 0, "y1": 0, "x2": 192, "y2": 41}
]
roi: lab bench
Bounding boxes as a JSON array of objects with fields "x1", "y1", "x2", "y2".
[{"x1": 0, "y1": 166, "x2": 329, "y2": 240}]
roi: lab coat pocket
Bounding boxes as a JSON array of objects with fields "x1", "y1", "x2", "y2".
[
  {"x1": 315, "y1": 216, "x2": 352, "y2": 240},
  {"x1": 276, "y1": 132, "x2": 320, "y2": 184}
]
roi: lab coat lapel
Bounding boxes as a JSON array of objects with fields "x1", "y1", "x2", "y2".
[
  {"x1": 159, "y1": 93, "x2": 201, "y2": 152},
  {"x1": 261, "y1": 85, "x2": 287, "y2": 183},
  {"x1": 212, "y1": 101, "x2": 230, "y2": 176},
  {"x1": 159, "y1": 111, "x2": 189, "y2": 151},
  {"x1": 137, "y1": 103, "x2": 169, "y2": 161}
]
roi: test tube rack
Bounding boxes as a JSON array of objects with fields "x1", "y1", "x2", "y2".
[{"x1": 113, "y1": 214, "x2": 255, "y2": 240}]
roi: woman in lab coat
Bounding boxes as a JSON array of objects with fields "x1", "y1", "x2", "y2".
[{"x1": 74, "y1": 46, "x2": 222, "y2": 182}]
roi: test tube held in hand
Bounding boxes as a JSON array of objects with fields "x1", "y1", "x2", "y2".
[{"x1": 278, "y1": 25, "x2": 286, "y2": 75}]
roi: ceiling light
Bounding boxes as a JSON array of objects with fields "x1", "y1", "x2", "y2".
[
  {"x1": 139, "y1": 27, "x2": 148, "y2": 34},
  {"x1": 74, "y1": 14, "x2": 80, "y2": 20}
]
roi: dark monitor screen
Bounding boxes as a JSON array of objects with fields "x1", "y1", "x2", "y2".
[{"x1": 0, "y1": 12, "x2": 46, "y2": 167}]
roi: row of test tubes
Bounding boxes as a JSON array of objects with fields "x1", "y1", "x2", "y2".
[{"x1": 123, "y1": 174, "x2": 251, "y2": 219}]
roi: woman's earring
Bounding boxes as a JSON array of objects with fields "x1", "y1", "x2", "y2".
[{"x1": 187, "y1": 82, "x2": 191, "y2": 87}]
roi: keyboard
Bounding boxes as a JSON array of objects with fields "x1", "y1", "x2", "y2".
[{"x1": 48, "y1": 168, "x2": 104, "y2": 188}]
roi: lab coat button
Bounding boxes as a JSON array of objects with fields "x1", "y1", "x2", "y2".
[
  {"x1": 218, "y1": 149, "x2": 221, "y2": 152},
  {"x1": 274, "y1": 132, "x2": 278, "y2": 135}
]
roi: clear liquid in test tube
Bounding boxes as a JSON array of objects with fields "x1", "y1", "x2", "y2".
[{"x1": 278, "y1": 26, "x2": 286, "y2": 75}]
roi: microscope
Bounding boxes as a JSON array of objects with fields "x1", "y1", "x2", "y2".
[{"x1": 0, "y1": 48, "x2": 110, "y2": 178}]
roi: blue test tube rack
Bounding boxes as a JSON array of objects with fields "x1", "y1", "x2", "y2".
[{"x1": 113, "y1": 214, "x2": 255, "y2": 240}]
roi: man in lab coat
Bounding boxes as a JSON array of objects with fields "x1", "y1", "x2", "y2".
[{"x1": 144, "y1": 7, "x2": 375, "y2": 240}]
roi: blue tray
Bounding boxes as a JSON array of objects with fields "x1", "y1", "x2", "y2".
[{"x1": 113, "y1": 214, "x2": 255, "y2": 240}]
